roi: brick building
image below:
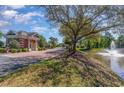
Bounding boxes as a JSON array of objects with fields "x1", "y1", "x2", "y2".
[{"x1": 6, "y1": 31, "x2": 39, "y2": 51}]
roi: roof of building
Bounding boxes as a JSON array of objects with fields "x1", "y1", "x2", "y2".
[{"x1": 6, "y1": 31, "x2": 39, "y2": 38}]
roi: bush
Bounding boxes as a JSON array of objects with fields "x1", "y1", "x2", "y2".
[
  {"x1": 18, "y1": 49, "x2": 22, "y2": 52},
  {"x1": 42, "y1": 47, "x2": 46, "y2": 50},
  {"x1": 22, "y1": 48, "x2": 28, "y2": 52},
  {"x1": 0, "y1": 48, "x2": 29, "y2": 53},
  {"x1": 8, "y1": 48, "x2": 28, "y2": 53},
  {"x1": 0, "y1": 48, "x2": 6, "y2": 53},
  {"x1": 9, "y1": 40, "x2": 20, "y2": 49},
  {"x1": 15, "y1": 49, "x2": 22, "y2": 52},
  {"x1": 38, "y1": 47, "x2": 43, "y2": 51},
  {"x1": 10, "y1": 49, "x2": 18, "y2": 53},
  {"x1": 38, "y1": 47, "x2": 47, "y2": 51}
]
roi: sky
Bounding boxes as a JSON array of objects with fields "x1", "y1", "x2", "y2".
[{"x1": 0, "y1": 5, "x2": 63, "y2": 43}]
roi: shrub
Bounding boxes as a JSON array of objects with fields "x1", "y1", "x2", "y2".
[
  {"x1": 0, "y1": 48, "x2": 6, "y2": 53},
  {"x1": 38, "y1": 47, "x2": 47, "y2": 51},
  {"x1": 8, "y1": 40, "x2": 20, "y2": 49},
  {"x1": 8, "y1": 48, "x2": 28, "y2": 53},
  {"x1": 42, "y1": 47, "x2": 46, "y2": 50},
  {"x1": 10, "y1": 49, "x2": 18, "y2": 53},
  {"x1": 18, "y1": 49, "x2": 22, "y2": 52},
  {"x1": 22, "y1": 48, "x2": 28, "y2": 52},
  {"x1": 38, "y1": 47, "x2": 42, "y2": 51},
  {"x1": 15, "y1": 49, "x2": 22, "y2": 52}
]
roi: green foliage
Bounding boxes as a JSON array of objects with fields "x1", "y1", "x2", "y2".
[
  {"x1": 0, "y1": 32, "x2": 4, "y2": 48},
  {"x1": 116, "y1": 35, "x2": 124, "y2": 48},
  {"x1": 6, "y1": 30, "x2": 16, "y2": 35},
  {"x1": 78, "y1": 33, "x2": 113, "y2": 50},
  {"x1": 9, "y1": 48, "x2": 28, "y2": 53},
  {"x1": 18, "y1": 49, "x2": 22, "y2": 52},
  {"x1": 0, "y1": 40, "x2": 4, "y2": 48},
  {"x1": 0, "y1": 48, "x2": 6, "y2": 53},
  {"x1": 48, "y1": 37, "x2": 58, "y2": 48},
  {"x1": 39, "y1": 35, "x2": 48, "y2": 48},
  {"x1": 99, "y1": 32, "x2": 114, "y2": 48},
  {"x1": 0, "y1": 55, "x2": 123, "y2": 86},
  {"x1": 0, "y1": 31, "x2": 3, "y2": 39},
  {"x1": 22, "y1": 48, "x2": 28, "y2": 52},
  {"x1": 10, "y1": 49, "x2": 18, "y2": 53},
  {"x1": 8, "y1": 39, "x2": 20, "y2": 49},
  {"x1": 38, "y1": 47, "x2": 43, "y2": 51},
  {"x1": 44, "y1": 6, "x2": 124, "y2": 53}
]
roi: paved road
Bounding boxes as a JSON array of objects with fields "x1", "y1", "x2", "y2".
[{"x1": 0, "y1": 48, "x2": 64, "y2": 77}]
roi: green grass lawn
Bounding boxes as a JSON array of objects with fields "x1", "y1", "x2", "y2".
[{"x1": 0, "y1": 52, "x2": 123, "y2": 87}]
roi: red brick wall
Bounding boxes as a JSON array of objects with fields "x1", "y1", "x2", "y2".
[
  {"x1": 23, "y1": 39, "x2": 28, "y2": 48},
  {"x1": 19, "y1": 38, "x2": 28, "y2": 48},
  {"x1": 7, "y1": 38, "x2": 29, "y2": 48}
]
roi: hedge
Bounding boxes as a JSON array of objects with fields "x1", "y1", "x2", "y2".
[
  {"x1": 0, "y1": 48, "x2": 29, "y2": 53},
  {"x1": 0, "y1": 48, "x2": 6, "y2": 53},
  {"x1": 22, "y1": 48, "x2": 28, "y2": 52}
]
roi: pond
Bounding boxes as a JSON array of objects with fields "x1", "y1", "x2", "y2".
[{"x1": 90, "y1": 49, "x2": 124, "y2": 80}]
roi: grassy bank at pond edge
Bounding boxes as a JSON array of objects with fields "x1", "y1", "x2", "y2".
[{"x1": 0, "y1": 52, "x2": 123, "y2": 87}]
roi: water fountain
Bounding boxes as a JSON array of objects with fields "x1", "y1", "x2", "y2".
[
  {"x1": 96, "y1": 40, "x2": 124, "y2": 79},
  {"x1": 105, "y1": 40, "x2": 118, "y2": 55},
  {"x1": 111, "y1": 41, "x2": 116, "y2": 50},
  {"x1": 97, "y1": 41, "x2": 124, "y2": 57}
]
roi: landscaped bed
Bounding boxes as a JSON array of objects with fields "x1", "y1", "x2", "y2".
[{"x1": 0, "y1": 48, "x2": 29, "y2": 53}]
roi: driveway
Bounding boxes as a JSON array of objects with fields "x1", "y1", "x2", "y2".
[{"x1": 0, "y1": 48, "x2": 64, "y2": 77}]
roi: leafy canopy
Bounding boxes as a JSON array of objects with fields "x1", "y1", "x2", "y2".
[{"x1": 44, "y1": 6, "x2": 124, "y2": 53}]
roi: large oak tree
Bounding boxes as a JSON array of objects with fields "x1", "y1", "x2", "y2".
[{"x1": 43, "y1": 6, "x2": 124, "y2": 54}]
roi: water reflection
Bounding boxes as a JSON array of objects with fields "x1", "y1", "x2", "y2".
[
  {"x1": 110, "y1": 56, "x2": 124, "y2": 79},
  {"x1": 93, "y1": 41, "x2": 124, "y2": 79},
  {"x1": 96, "y1": 54, "x2": 124, "y2": 80}
]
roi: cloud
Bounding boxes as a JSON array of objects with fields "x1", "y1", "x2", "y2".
[
  {"x1": 32, "y1": 26, "x2": 48, "y2": 33},
  {"x1": 0, "y1": 20, "x2": 10, "y2": 28},
  {"x1": 32, "y1": 26, "x2": 59, "y2": 36},
  {"x1": 0, "y1": 6, "x2": 43, "y2": 24},
  {"x1": 1, "y1": 10, "x2": 18, "y2": 19},
  {"x1": 15, "y1": 12, "x2": 42, "y2": 24},
  {"x1": 1, "y1": 9, "x2": 42, "y2": 24},
  {"x1": 48, "y1": 28, "x2": 60, "y2": 36},
  {"x1": 7, "y1": 5, "x2": 25, "y2": 9}
]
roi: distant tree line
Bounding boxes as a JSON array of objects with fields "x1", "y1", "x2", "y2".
[
  {"x1": 76, "y1": 32, "x2": 114, "y2": 50},
  {"x1": 0, "y1": 31, "x2": 4, "y2": 48},
  {"x1": 116, "y1": 35, "x2": 124, "y2": 48},
  {"x1": 76, "y1": 32, "x2": 124, "y2": 50}
]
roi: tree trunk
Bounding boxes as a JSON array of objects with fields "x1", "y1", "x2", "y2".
[
  {"x1": 66, "y1": 43, "x2": 76, "y2": 58},
  {"x1": 65, "y1": 39, "x2": 78, "y2": 59},
  {"x1": 69, "y1": 40, "x2": 77, "y2": 54},
  {"x1": 72, "y1": 42, "x2": 76, "y2": 53}
]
